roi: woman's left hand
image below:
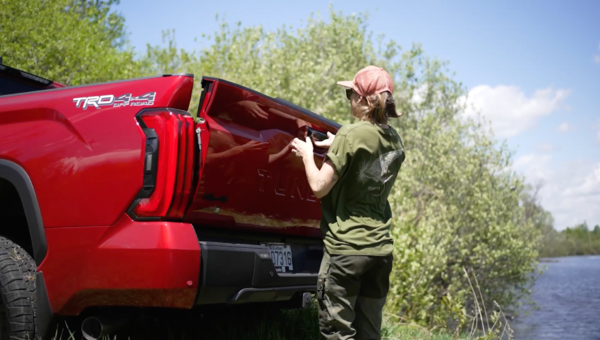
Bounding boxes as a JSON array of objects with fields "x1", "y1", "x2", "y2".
[{"x1": 291, "y1": 137, "x2": 314, "y2": 160}]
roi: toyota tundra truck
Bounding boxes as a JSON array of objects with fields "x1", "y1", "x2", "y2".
[{"x1": 0, "y1": 60, "x2": 339, "y2": 340}]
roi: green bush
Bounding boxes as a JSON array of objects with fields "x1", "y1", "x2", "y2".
[{"x1": 0, "y1": 0, "x2": 145, "y2": 85}]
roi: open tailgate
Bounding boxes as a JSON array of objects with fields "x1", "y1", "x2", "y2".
[{"x1": 184, "y1": 78, "x2": 341, "y2": 237}]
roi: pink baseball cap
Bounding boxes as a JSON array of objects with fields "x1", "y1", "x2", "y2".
[{"x1": 337, "y1": 65, "x2": 394, "y2": 97}]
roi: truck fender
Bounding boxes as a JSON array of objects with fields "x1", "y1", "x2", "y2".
[{"x1": 0, "y1": 159, "x2": 47, "y2": 265}]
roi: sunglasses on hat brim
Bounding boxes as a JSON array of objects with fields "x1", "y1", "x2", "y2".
[{"x1": 345, "y1": 88, "x2": 353, "y2": 100}]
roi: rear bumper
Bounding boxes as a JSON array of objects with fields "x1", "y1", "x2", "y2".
[
  {"x1": 40, "y1": 214, "x2": 201, "y2": 315},
  {"x1": 40, "y1": 215, "x2": 323, "y2": 315},
  {"x1": 195, "y1": 241, "x2": 322, "y2": 305}
]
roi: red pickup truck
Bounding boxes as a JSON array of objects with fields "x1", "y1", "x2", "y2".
[{"x1": 0, "y1": 60, "x2": 339, "y2": 340}]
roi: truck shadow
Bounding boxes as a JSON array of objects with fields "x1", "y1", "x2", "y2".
[{"x1": 54, "y1": 302, "x2": 320, "y2": 340}]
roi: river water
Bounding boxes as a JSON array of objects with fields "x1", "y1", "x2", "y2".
[{"x1": 511, "y1": 255, "x2": 600, "y2": 340}]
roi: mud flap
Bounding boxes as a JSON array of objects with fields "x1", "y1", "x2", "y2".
[{"x1": 36, "y1": 272, "x2": 54, "y2": 340}]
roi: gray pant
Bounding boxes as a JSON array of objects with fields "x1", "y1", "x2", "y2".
[{"x1": 317, "y1": 251, "x2": 393, "y2": 340}]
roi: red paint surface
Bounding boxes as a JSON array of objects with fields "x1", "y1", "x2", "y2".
[
  {"x1": 0, "y1": 74, "x2": 196, "y2": 314},
  {"x1": 185, "y1": 79, "x2": 339, "y2": 237},
  {"x1": 50, "y1": 81, "x2": 66, "y2": 88},
  {"x1": 39, "y1": 214, "x2": 200, "y2": 315},
  {"x1": 0, "y1": 75, "x2": 193, "y2": 228}
]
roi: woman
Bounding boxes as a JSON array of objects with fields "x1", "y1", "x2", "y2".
[{"x1": 291, "y1": 65, "x2": 405, "y2": 340}]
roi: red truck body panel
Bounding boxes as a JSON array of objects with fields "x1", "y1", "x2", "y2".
[
  {"x1": 0, "y1": 75, "x2": 193, "y2": 229},
  {"x1": 0, "y1": 74, "x2": 198, "y2": 315},
  {"x1": 40, "y1": 214, "x2": 200, "y2": 314},
  {"x1": 185, "y1": 78, "x2": 340, "y2": 238}
]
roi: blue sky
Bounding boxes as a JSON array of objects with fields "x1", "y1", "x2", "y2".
[{"x1": 116, "y1": 0, "x2": 600, "y2": 230}]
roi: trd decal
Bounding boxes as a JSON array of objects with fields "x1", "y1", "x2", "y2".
[{"x1": 73, "y1": 92, "x2": 156, "y2": 110}]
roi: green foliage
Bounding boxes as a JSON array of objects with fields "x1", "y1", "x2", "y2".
[
  {"x1": 386, "y1": 98, "x2": 544, "y2": 326},
  {"x1": 143, "y1": 29, "x2": 196, "y2": 76},
  {"x1": 540, "y1": 221, "x2": 600, "y2": 257},
  {"x1": 0, "y1": 0, "x2": 144, "y2": 85}
]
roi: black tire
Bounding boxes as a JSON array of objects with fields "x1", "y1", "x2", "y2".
[{"x1": 0, "y1": 237, "x2": 35, "y2": 340}]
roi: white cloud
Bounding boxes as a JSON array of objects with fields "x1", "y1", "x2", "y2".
[
  {"x1": 558, "y1": 122, "x2": 575, "y2": 132},
  {"x1": 410, "y1": 84, "x2": 428, "y2": 105},
  {"x1": 563, "y1": 163, "x2": 600, "y2": 197},
  {"x1": 460, "y1": 85, "x2": 571, "y2": 138},
  {"x1": 595, "y1": 55, "x2": 600, "y2": 64},
  {"x1": 514, "y1": 154, "x2": 552, "y2": 180},
  {"x1": 536, "y1": 143, "x2": 558, "y2": 153},
  {"x1": 514, "y1": 155, "x2": 600, "y2": 230}
]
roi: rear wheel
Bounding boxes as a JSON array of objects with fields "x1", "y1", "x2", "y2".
[{"x1": 0, "y1": 237, "x2": 35, "y2": 340}]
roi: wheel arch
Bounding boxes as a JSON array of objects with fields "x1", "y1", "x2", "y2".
[{"x1": 0, "y1": 159, "x2": 47, "y2": 265}]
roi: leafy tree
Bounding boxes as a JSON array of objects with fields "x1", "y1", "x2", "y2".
[
  {"x1": 143, "y1": 30, "x2": 196, "y2": 76},
  {"x1": 0, "y1": 0, "x2": 144, "y2": 85},
  {"x1": 70, "y1": 0, "x2": 128, "y2": 47}
]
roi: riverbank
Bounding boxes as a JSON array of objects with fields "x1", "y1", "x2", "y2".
[{"x1": 539, "y1": 254, "x2": 600, "y2": 262}]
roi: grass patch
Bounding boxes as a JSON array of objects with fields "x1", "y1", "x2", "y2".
[{"x1": 49, "y1": 303, "x2": 472, "y2": 340}]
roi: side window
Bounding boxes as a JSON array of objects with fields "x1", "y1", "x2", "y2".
[{"x1": 0, "y1": 77, "x2": 39, "y2": 96}]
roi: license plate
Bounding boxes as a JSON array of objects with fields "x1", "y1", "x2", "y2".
[{"x1": 265, "y1": 243, "x2": 293, "y2": 273}]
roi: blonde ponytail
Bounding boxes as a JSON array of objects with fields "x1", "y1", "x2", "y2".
[{"x1": 361, "y1": 91, "x2": 401, "y2": 125}]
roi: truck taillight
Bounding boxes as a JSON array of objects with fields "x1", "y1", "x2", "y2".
[{"x1": 128, "y1": 108, "x2": 197, "y2": 220}]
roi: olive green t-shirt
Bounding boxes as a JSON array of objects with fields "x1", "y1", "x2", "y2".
[{"x1": 320, "y1": 121, "x2": 405, "y2": 256}]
